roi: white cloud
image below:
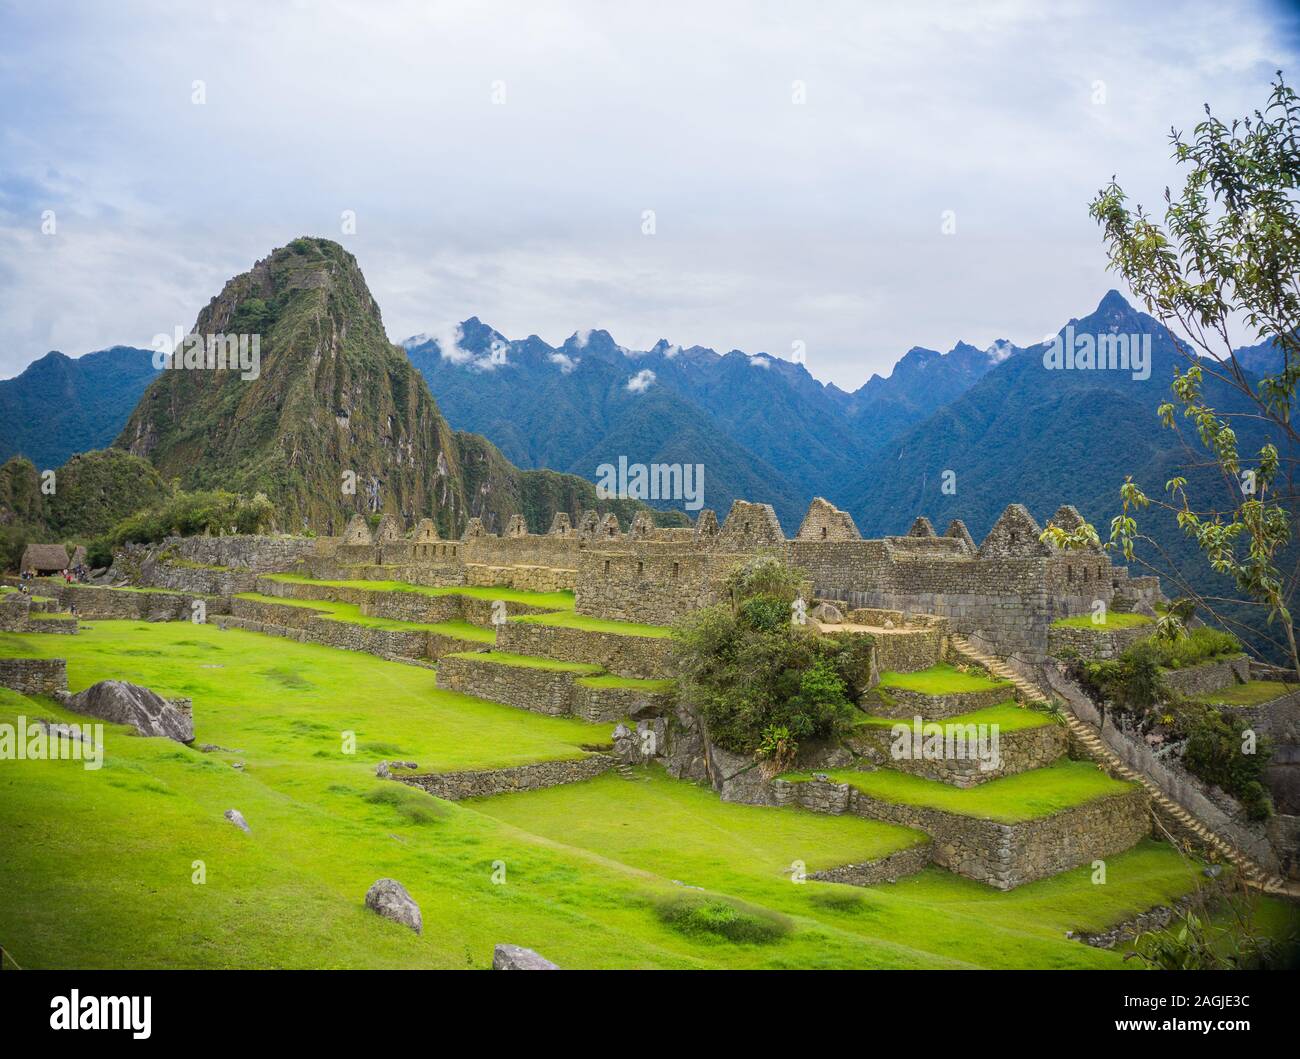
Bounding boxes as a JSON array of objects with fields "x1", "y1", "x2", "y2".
[
  {"x1": 0, "y1": 1, "x2": 1295, "y2": 385},
  {"x1": 626, "y1": 368, "x2": 656, "y2": 393},
  {"x1": 750, "y1": 355, "x2": 772, "y2": 369},
  {"x1": 431, "y1": 323, "x2": 473, "y2": 365},
  {"x1": 548, "y1": 351, "x2": 578, "y2": 373}
]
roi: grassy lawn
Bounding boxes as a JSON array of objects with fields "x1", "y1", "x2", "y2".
[
  {"x1": 877, "y1": 662, "x2": 1010, "y2": 695},
  {"x1": 1052, "y1": 612, "x2": 1154, "y2": 629},
  {"x1": 261, "y1": 574, "x2": 575, "y2": 610},
  {"x1": 447, "y1": 650, "x2": 603, "y2": 674},
  {"x1": 511, "y1": 611, "x2": 672, "y2": 638},
  {"x1": 472, "y1": 768, "x2": 928, "y2": 879},
  {"x1": 576, "y1": 674, "x2": 675, "y2": 691},
  {"x1": 0, "y1": 621, "x2": 602, "y2": 773},
  {"x1": 0, "y1": 620, "x2": 1288, "y2": 970},
  {"x1": 855, "y1": 701, "x2": 1053, "y2": 733},
  {"x1": 784, "y1": 760, "x2": 1135, "y2": 822},
  {"x1": 1192, "y1": 680, "x2": 1297, "y2": 706}
]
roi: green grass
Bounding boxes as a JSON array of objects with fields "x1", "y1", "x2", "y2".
[
  {"x1": 447, "y1": 650, "x2": 603, "y2": 674},
  {"x1": 855, "y1": 701, "x2": 1053, "y2": 733},
  {"x1": 261, "y1": 573, "x2": 575, "y2": 610},
  {"x1": 511, "y1": 611, "x2": 672, "y2": 638},
  {"x1": 473, "y1": 768, "x2": 928, "y2": 877},
  {"x1": 783, "y1": 760, "x2": 1135, "y2": 823},
  {"x1": 877, "y1": 663, "x2": 1010, "y2": 695},
  {"x1": 1191, "y1": 680, "x2": 1298, "y2": 707},
  {"x1": 234, "y1": 592, "x2": 492, "y2": 635},
  {"x1": 576, "y1": 674, "x2": 675, "y2": 691},
  {"x1": 427, "y1": 619, "x2": 495, "y2": 644},
  {"x1": 0, "y1": 619, "x2": 1290, "y2": 970},
  {"x1": 1052, "y1": 612, "x2": 1154, "y2": 629}
]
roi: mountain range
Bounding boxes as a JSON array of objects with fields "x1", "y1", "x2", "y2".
[{"x1": 2, "y1": 244, "x2": 1293, "y2": 658}]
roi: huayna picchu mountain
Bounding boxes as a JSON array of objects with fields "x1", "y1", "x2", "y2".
[{"x1": 114, "y1": 237, "x2": 662, "y2": 535}]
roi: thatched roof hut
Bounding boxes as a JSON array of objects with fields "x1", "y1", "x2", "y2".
[{"x1": 21, "y1": 543, "x2": 81, "y2": 574}]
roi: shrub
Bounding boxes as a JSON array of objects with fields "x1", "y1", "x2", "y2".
[
  {"x1": 1176, "y1": 705, "x2": 1273, "y2": 819},
  {"x1": 1153, "y1": 626, "x2": 1242, "y2": 669},
  {"x1": 106, "y1": 488, "x2": 277, "y2": 546},
  {"x1": 654, "y1": 893, "x2": 791, "y2": 943}
]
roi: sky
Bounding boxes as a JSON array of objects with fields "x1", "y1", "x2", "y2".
[{"x1": 1, "y1": 0, "x2": 1298, "y2": 389}]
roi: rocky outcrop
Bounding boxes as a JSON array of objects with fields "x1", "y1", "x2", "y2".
[
  {"x1": 224, "y1": 809, "x2": 250, "y2": 832},
  {"x1": 492, "y1": 944, "x2": 558, "y2": 970},
  {"x1": 61, "y1": 680, "x2": 194, "y2": 742},
  {"x1": 365, "y1": 878, "x2": 422, "y2": 934}
]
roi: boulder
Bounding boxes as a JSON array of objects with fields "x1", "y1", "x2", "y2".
[
  {"x1": 365, "y1": 878, "x2": 422, "y2": 934},
  {"x1": 492, "y1": 944, "x2": 558, "y2": 970},
  {"x1": 224, "y1": 809, "x2": 250, "y2": 832},
  {"x1": 62, "y1": 680, "x2": 194, "y2": 742},
  {"x1": 810, "y1": 602, "x2": 844, "y2": 625}
]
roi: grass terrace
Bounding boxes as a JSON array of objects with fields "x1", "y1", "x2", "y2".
[
  {"x1": 782, "y1": 760, "x2": 1136, "y2": 823},
  {"x1": 510, "y1": 611, "x2": 672, "y2": 638},
  {"x1": 446, "y1": 650, "x2": 603, "y2": 674},
  {"x1": 877, "y1": 662, "x2": 1011, "y2": 696},
  {"x1": 234, "y1": 592, "x2": 496, "y2": 637},
  {"x1": 1051, "y1": 612, "x2": 1154, "y2": 629},
  {"x1": 473, "y1": 767, "x2": 928, "y2": 882},
  {"x1": 1191, "y1": 680, "x2": 1298, "y2": 707},
  {"x1": 855, "y1": 701, "x2": 1053, "y2": 733},
  {"x1": 0, "y1": 619, "x2": 1289, "y2": 969},
  {"x1": 260, "y1": 573, "x2": 575, "y2": 610}
]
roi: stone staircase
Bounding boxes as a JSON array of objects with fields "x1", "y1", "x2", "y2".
[{"x1": 948, "y1": 634, "x2": 1295, "y2": 897}]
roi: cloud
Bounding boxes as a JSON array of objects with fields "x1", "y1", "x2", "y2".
[
  {"x1": 750, "y1": 355, "x2": 772, "y2": 369},
  {"x1": 626, "y1": 368, "x2": 656, "y2": 393},
  {"x1": 1, "y1": 1, "x2": 1295, "y2": 384},
  {"x1": 548, "y1": 351, "x2": 578, "y2": 373}
]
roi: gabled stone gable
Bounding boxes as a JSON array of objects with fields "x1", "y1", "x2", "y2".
[
  {"x1": 797, "y1": 497, "x2": 861, "y2": 541},
  {"x1": 977, "y1": 504, "x2": 1050, "y2": 559}
]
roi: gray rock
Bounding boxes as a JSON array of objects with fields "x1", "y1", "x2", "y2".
[
  {"x1": 63, "y1": 680, "x2": 194, "y2": 742},
  {"x1": 811, "y1": 602, "x2": 845, "y2": 624},
  {"x1": 365, "y1": 878, "x2": 422, "y2": 934},
  {"x1": 224, "y1": 808, "x2": 250, "y2": 832},
  {"x1": 1133, "y1": 600, "x2": 1159, "y2": 619},
  {"x1": 492, "y1": 943, "x2": 558, "y2": 970}
]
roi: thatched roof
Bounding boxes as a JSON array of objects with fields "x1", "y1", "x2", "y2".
[{"x1": 21, "y1": 543, "x2": 73, "y2": 572}]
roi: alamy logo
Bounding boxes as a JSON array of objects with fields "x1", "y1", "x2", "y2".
[
  {"x1": 890, "y1": 716, "x2": 1001, "y2": 772},
  {"x1": 151, "y1": 325, "x2": 261, "y2": 380},
  {"x1": 595, "y1": 456, "x2": 704, "y2": 511},
  {"x1": 0, "y1": 715, "x2": 102, "y2": 770},
  {"x1": 50, "y1": 990, "x2": 151, "y2": 1038},
  {"x1": 1042, "y1": 325, "x2": 1150, "y2": 381}
]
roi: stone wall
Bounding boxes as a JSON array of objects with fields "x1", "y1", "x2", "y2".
[
  {"x1": 807, "y1": 841, "x2": 933, "y2": 886},
  {"x1": 768, "y1": 776, "x2": 1150, "y2": 889},
  {"x1": 161, "y1": 534, "x2": 319, "y2": 571},
  {"x1": 1047, "y1": 622, "x2": 1153, "y2": 661},
  {"x1": 0, "y1": 657, "x2": 68, "y2": 695},
  {"x1": 434, "y1": 654, "x2": 581, "y2": 716},
  {"x1": 846, "y1": 721, "x2": 1067, "y2": 787},
  {"x1": 870, "y1": 626, "x2": 945, "y2": 673},
  {"x1": 1161, "y1": 656, "x2": 1251, "y2": 698},
  {"x1": 569, "y1": 679, "x2": 675, "y2": 724},
  {"x1": 396, "y1": 754, "x2": 615, "y2": 800},
  {"x1": 145, "y1": 562, "x2": 257, "y2": 597},
  {"x1": 867, "y1": 683, "x2": 1011, "y2": 721},
  {"x1": 494, "y1": 621, "x2": 672, "y2": 678}
]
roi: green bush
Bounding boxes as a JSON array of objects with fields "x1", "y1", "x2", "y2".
[
  {"x1": 1153, "y1": 626, "x2": 1242, "y2": 669},
  {"x1": 654, "y1": 893, "x2": 791, "y2": 943},
  {"x1": 107, "y1": 489, "x2": 276, "y2": 547},
  {"x1": 1176, "y1": 705, "x2": 1273, "y2": 819}
]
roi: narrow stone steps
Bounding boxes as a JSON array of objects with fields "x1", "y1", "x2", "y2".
[{"x1": 948, "y1": 635, "x2": 1296, "y2": 897}]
